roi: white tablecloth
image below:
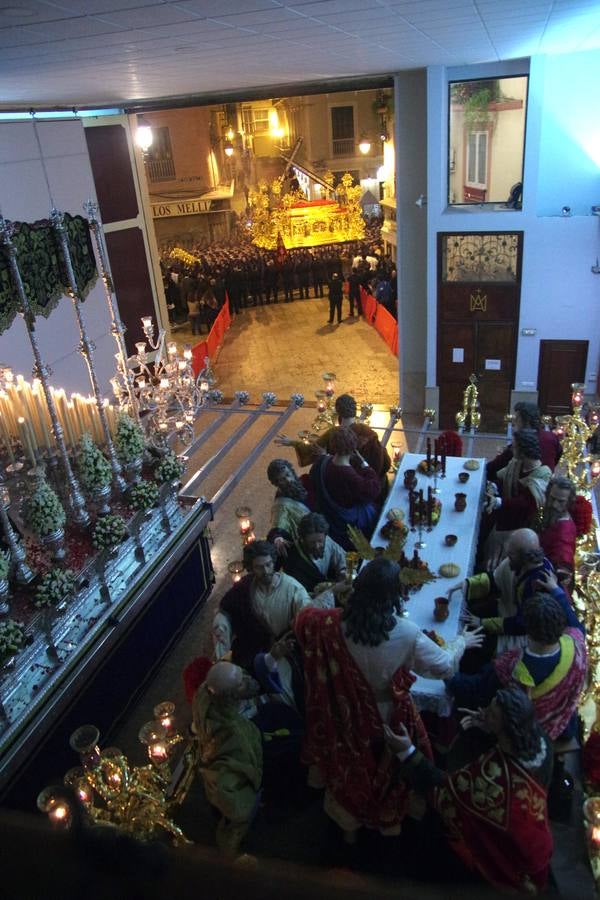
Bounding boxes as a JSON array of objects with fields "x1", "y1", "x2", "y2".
[{"x1": 372, "y1": 451, "x2": 486, "y2": 713}]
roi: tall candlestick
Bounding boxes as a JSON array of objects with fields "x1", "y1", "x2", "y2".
[{"x1": 52, "y1": 208, "x2": 126, "y2": 492}]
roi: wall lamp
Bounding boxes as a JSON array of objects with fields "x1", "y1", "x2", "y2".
[
  {"x1": 415, "y1": 194, "x2": 427, "y2": 208},
  {"x1": 135, "y1": 116, "x2": 153, "y2": 153},
  {"x1": 358, "y1": 134, "x2": 371, "y2": 155}
]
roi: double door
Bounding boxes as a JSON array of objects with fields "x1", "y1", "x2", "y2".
[{"x1": 437, "y1": 232, "x2": 523, "y2": 432}]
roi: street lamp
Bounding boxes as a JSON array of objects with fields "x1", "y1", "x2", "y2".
[
  {"x1": 224, "y1": 140, "x2": 234, "y2": 158},
  {"x1": 135, "y1": 116, "x2": 153, "y2": 153}
]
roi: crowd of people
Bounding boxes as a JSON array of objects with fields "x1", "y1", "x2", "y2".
[
  {"x1": 160, "y1": 227, "x2": 398, "y2": 331},
  {"x1": 182, "y1": 394, "x2": 589, "y2": 892}
]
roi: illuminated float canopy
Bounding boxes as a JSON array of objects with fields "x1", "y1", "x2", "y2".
[{"x1": 249, "y1": 172, "x2": 365, "y2": 250}]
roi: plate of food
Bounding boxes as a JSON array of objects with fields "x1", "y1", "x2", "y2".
[{"x1": 463, "y1": 459, "x2": 480, "y2": 471}]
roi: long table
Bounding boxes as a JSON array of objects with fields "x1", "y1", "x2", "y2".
[{"x1": 373, "y1": 451, "x2": 486, "y2": 714}]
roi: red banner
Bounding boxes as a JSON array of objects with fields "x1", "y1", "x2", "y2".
[
  {"x1": 360, "y1": 289, "x2": 397, "y2": 355},
  {"x1": 361, "y1": 287, "x2": 377, "y2": 325},
  {"x1": 374, "y1": 303, "x2": 398, "y2": 355},
  {"x1": 191, "y1": 298, "x2": 231, "y2": 376}
]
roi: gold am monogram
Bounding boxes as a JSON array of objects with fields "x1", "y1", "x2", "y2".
[{"x1": 469, "y1": 290, "x2": 487, "y2": 312}]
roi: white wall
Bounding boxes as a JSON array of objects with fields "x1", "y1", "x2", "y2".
[
  {"x1": 0, "y1": 119, "x2": 115, "y2": 397},
  {"x1": 426, "y1": 52, "x2": 600, "y2": 401}
]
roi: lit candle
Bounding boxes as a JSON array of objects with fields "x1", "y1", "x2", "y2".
[
  {"x1": 167, "y1": 342, "x2": 177, "y2": 357},
  {"x1": 49, "y1": 802, "x2": 70, "y2": 825},
  {"x1": 66, "y1": 402, "x2": 79, "y2": 446},
  {"x1": 183, "y1": 347, "x2": 192, "y2": 361},
  {"x1": 200, "y1": 379, "x2": 209, "y2": 393},
  {"x1": 591, "y1": 459, "x2": 600, "y2": 479},
  {"x1": 160, "y1": 378, "x2": 169, "y2": 392},
  {"x1": 149, "y1": 741, "x2": 168, "y2": 762},
  {"x1": 175, "y1": 420, "x2": 184, "y2": 432},
  {"x1": 141, "y1": 316, "x2": 152, "y2": 331},
  {"x1": 0, "y1": 411, "x2": 15, "y2": 463},
  {"x1": 17, "y1": 416, "x2": 37, "y2": 466},
  {"x1": 178, "y1": 360, "x2": 187, "y2": 373},
  {"x1": 32, "y1": 385, "x2": 51, "y2": 448}
]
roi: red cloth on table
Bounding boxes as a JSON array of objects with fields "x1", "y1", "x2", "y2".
[{"x1": 295, "y1": 606, "x2": 432, "y2": 831}]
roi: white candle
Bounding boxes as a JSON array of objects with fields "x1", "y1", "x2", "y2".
[
  {"x1": 0, "y1": 411, "x2": 15, "y2": 463},
  {"x1": 17, "y1": 416, "x2": 36, "y2": 466}
]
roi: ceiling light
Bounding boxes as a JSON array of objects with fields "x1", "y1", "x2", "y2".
[{"x1": 135, "y1": 115, "x2": 153, "y2": 153}]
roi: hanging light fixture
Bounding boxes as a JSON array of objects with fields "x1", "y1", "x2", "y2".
[
  {"x1": 135, "y1": 115, "x2": 153, "y2": 153},
  {"x1": 358, "y1": 134, "x2": 371, "y2": 155},
  {"x1": 224, "y1": 139, "x2": 234, "y2": 158},
  {"x1": 225, "y1": 125, "x2": 235, "y2": 141}
]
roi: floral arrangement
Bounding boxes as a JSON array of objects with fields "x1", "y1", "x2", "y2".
[
  {"x1": 92, "y1": 514, "x2": 127, "y2": 551},
  {"x1": 0, "y1": 550, "x2": 9, "y2": 582},
  {"x1": 129, "y1": 480, "x2": 159, "y2": 511},
  {"x1": 417, "y1": 458, "x2": 443, "y2": 476},
  {"x1": 0, "y1": 618, "x2": 26, "y2": 665},
  {"x1": 438, "y1": 429, "x2": 463, "y2": 457},
  {"x1": 77, "y1": 433, "x2": 112, "y2": 493},
  {"x1": 155, "y1": 451, "x2": 185, "y2": 485},
  {"x1": 380, "y1": 508, "x2": 409, "y2": 543},
  {"x1": 397, "y1": 550, "x2": 437, "y2": 593},
  {"x1": 573, "y1": 495, "x2": 593, "y2": 536},
  {"x1": 115, "y1": 412, "x2": 146, "y2": 464},
  {"x1": 262, "y1": 391, "x2": 277, "y2": 407},
  {"x1": 25, "y1": 476, "x2": 66, "y2": 537},
  {"x1": 34, "y1": 567, "x2": 76, "y2": 609},
  {"x1": 235, "y1": 391, "x2": 250, "y2": 406},
  {"x1": 291, "y1": 393, "x2": 304, "y2": 408},
  {"x1": 413, "y1": 498, "x2": 442, "y2": 527},
  {"x1": 209, "y1": 389, "x2": 224, "y2": 404}
]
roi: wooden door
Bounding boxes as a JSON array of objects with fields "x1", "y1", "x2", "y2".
[
  {"x1": 537, "y1": 340, "x2": 588, "y2": 416},
  {"x1": 437, "y1": 232, "x2": 523, "y2": 433}
]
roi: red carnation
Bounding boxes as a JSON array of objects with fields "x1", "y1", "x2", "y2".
[
  {"x1": 183, "y1": 656, "x2": 212, "y2": 704},
  {"x1": 572, "y1": 495, "x2": 593, "y2": 536},
  {"x1": 438, "y1": 430, "x2": 463, "y2": 457},
  {"x1": 583, "y1": 731, "x2": 600, "y2": 789}
]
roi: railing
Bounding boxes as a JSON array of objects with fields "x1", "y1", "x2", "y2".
[
  {"x1": 332, "y1": 138, "x2": 355, "y2": 156},
  {"x1": 146, "y1": 158, "x2": 176, "y2": 182}
]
